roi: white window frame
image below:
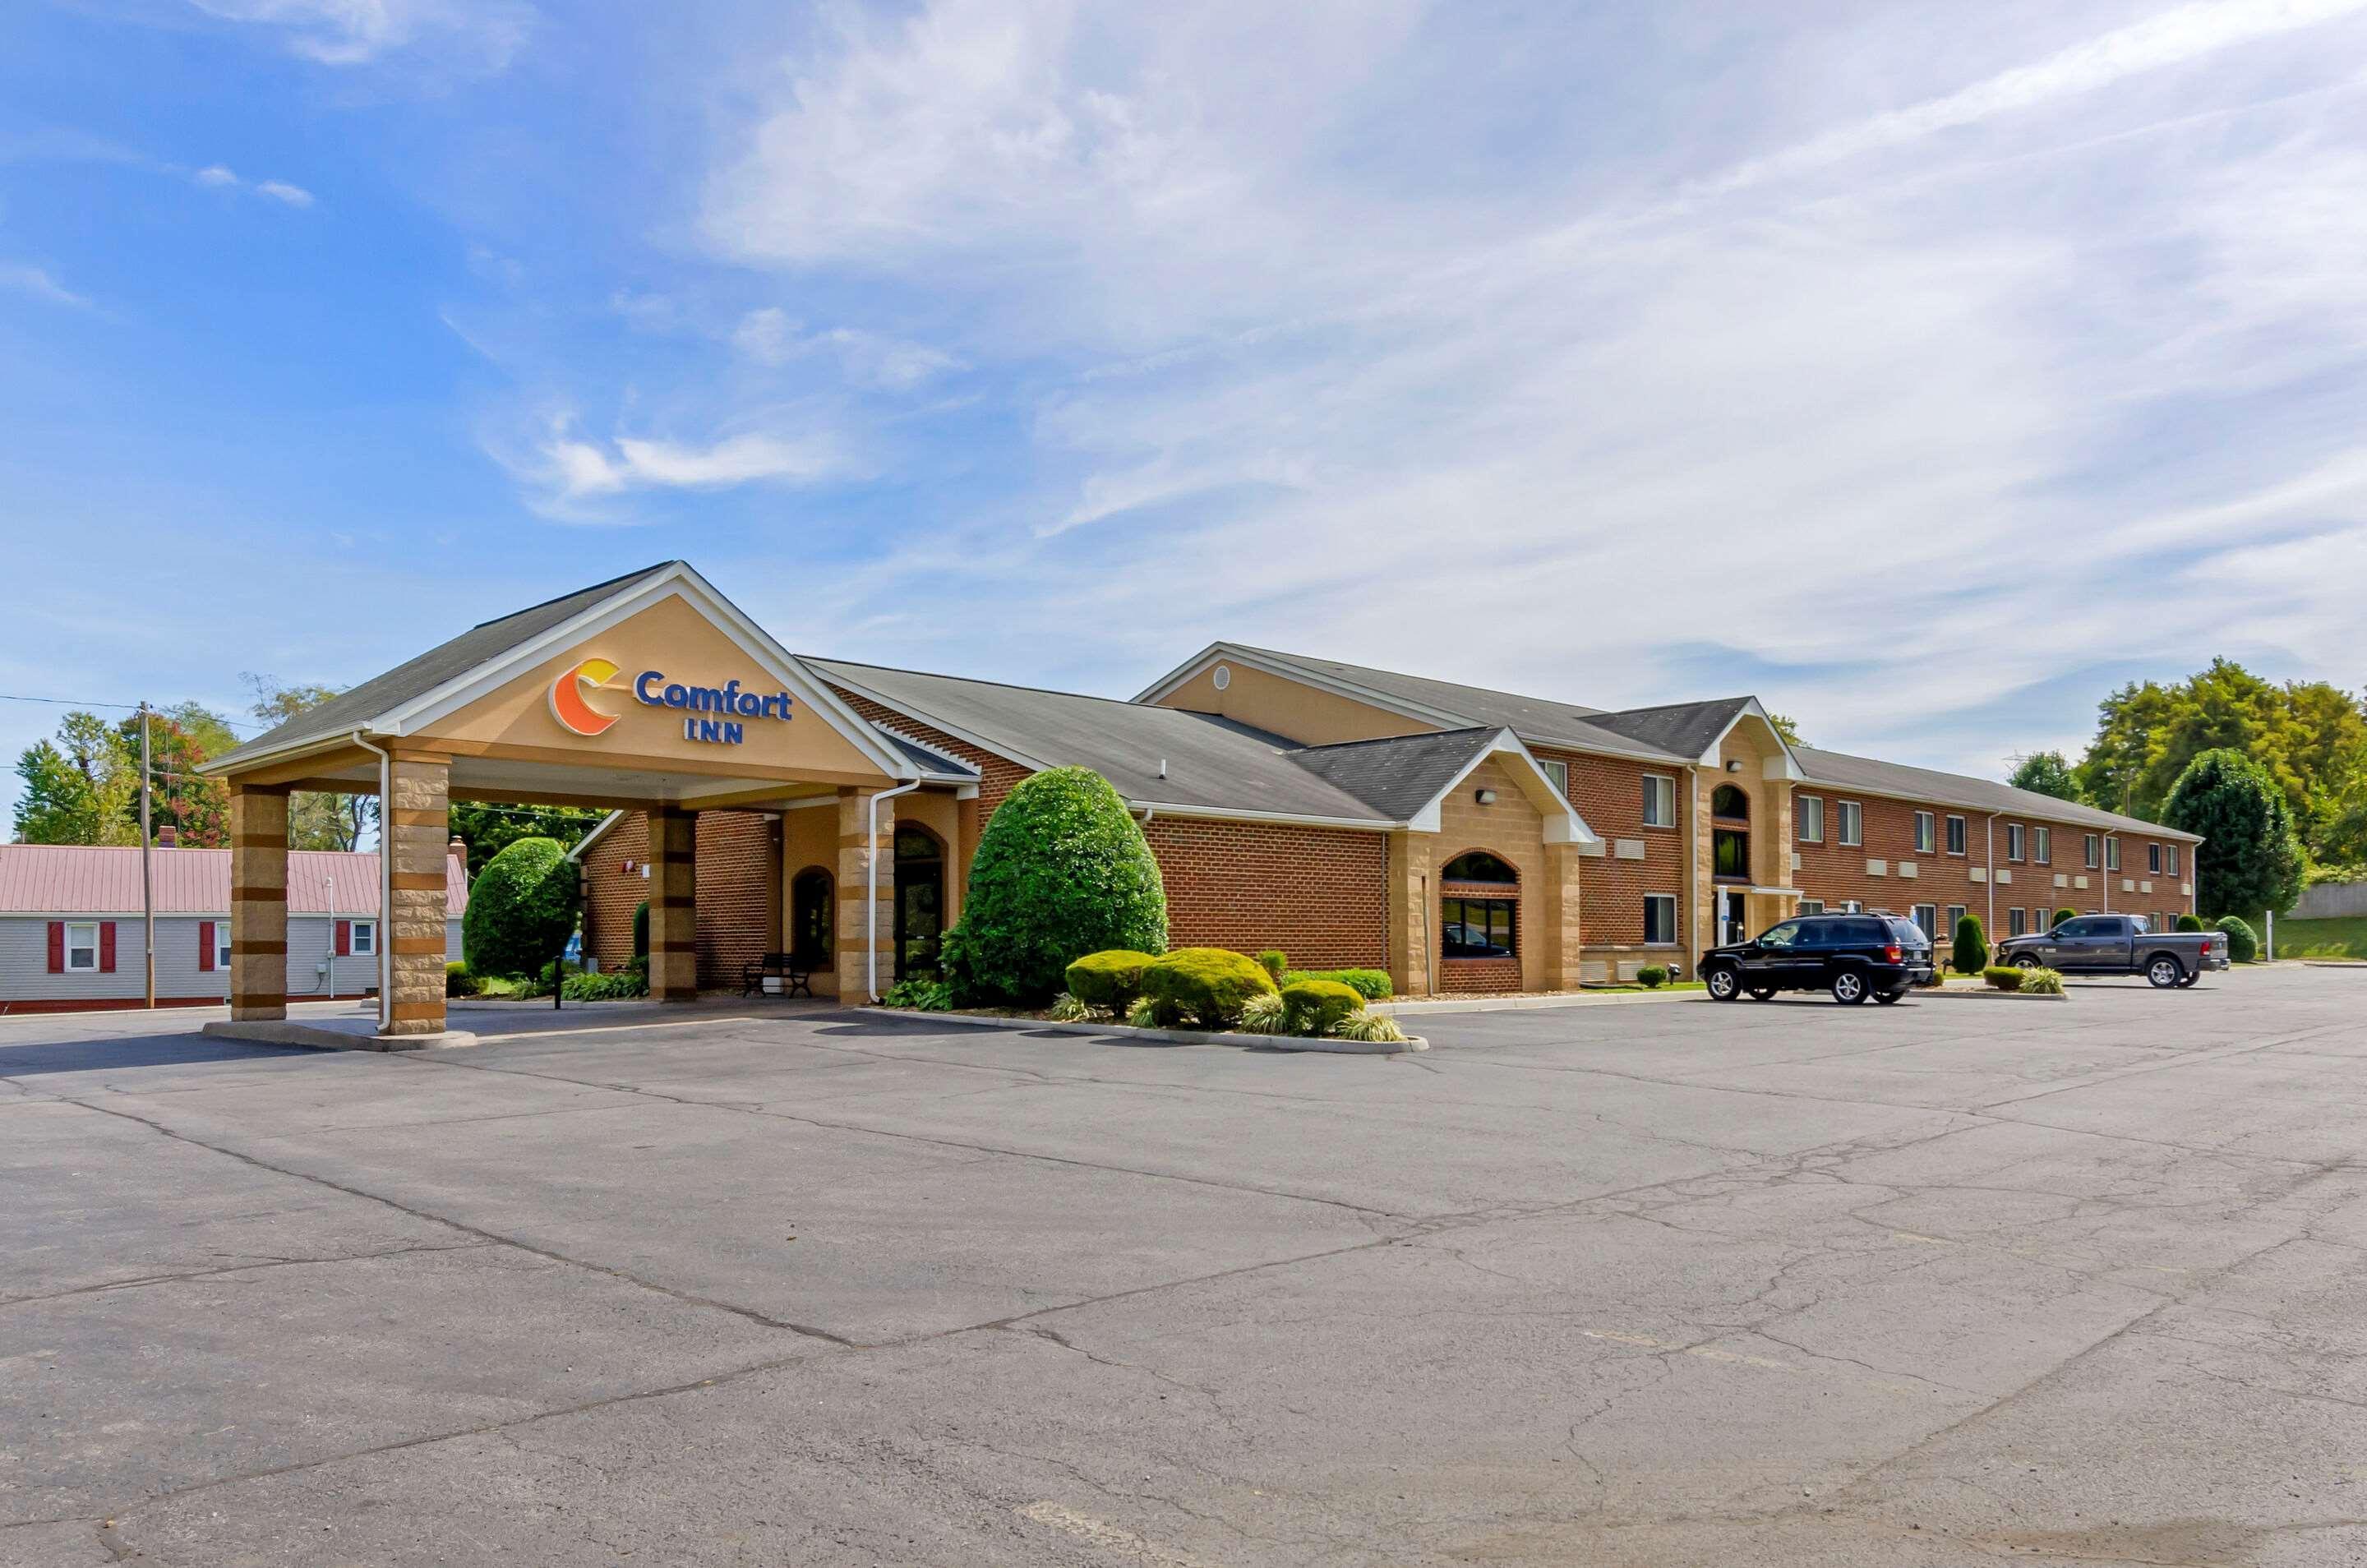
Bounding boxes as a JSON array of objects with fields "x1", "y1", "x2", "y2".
[
  {"x1": 1641, "y1": 773, "x2": 1677, "y2": 829},
  {"x1": 1799, "y1": 899, "x2": 1825, "y2": 915},
  {"x1": 1913, "y1": 811, "x2": 1936, "y2": 855},
  {"x1": 2006, "y1": 823, "x2": 2025, "y2": 862},
  {"x1": 2009, "y1": 907, "x2": 2028, "y2": 937},
  {"x1": 2166, "y1": 843, "x2": 2180, "y2": 876},
  {"x1": 64, "y1": 920, "x2": 99, "y2": 972},
  {"x1": 348, "y1": 918, "x2": 378, "y2": 957},
  {"x1": 1642, "y1": 894, "x2": 1677, "y2": 947},
  {"x1": 2146, "y1": 842, "x2": 2161, "y2": 874},
  {"x1": 1838, "y1": 800, "x2": 1862, "y2": 847},
  {"x1": 1945, "y1": 814, "x2": 1967, "y2": 855},
  {"x1": 215, "y1": 926, "x2": 233, "y2": 969},
  {"x1": 2106, "y1": 837, "x2": 2120, "y2": 872},
  {"x1": 2033, "y1": 827, "x2": 2051, "y2": 865},
  {"x1": 1912, "y1": 903, "x2": 1936, "y2": 938},
  {"x1": 1538, "y1": 758, "x2": 1569, "y2": 798},
  {"x1": 2084, "y1": 833, "x2": 2101, "y2": 869},
  {"x1": 1797, "y1": 795, "x2": 1823, "y2": 843},
  {"x1": 1946, "y1": 903, "x2": 1966, "y2": 934}
]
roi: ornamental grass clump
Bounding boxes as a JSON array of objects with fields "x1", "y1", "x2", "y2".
[
  {"x1": 1332, "y1": 1012, "x2": 1410, "y2": 1045},
  {"x1": 1139, "y1": 948, "x2": 1277, "y2": 1028},
  {"x1": 2019, "y1": 966, "x2": 2065, "y2": 995},
  {"x1": 1235, "y1": 992, "x2": 1290, "y2": 1035}
]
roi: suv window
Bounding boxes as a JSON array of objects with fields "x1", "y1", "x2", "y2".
[
  {"x1": 1757, "y1": 920, "x2": 1803, "y2": 948},
  {"x1": 2059, "y1": 917, "x2": 2109, "y2": 938},
  {"x1": 1885, "y1": 919, "x2": 1927, "y2": 946}
]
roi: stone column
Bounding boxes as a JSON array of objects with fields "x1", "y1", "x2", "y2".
[
  {"x1": 837, "y1": 787, "x2": 895, "y2": 1001},
  {"x1": 1539, "y1": 840, "x2": 1585, "y2": 991},
  {"x1": 647, "y1": 805, "x2": 698, "y2": 1002},
  {"x1": 228, "y1": 786, "x2": 288, "y2": 1022},
  {"x1": 382, "y1": 751, "x2": 451, "y2": 1038},
  {"x1": 953, "y1": 795, "x2": 980, "y2": 926},
  {"x1": 1387, "y1": 830, "x2": 1435, "y2": 998}
]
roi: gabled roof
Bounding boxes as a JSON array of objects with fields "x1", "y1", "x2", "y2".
[
  {"x1": 210, "y1": 563, "x2": 681, "y2": 769},
  {"x1": 0, "y1": 845, "x2": 467, "y2": 916},
  {"x1": 1791, "y1": 745, "x2": 2200, "y2": 842},
  {"x1": 1586, "y1": 697, "x2": 1755, "y2": 759},
  {"x1": 806, "y1": 657, "x2": 1397, "y2": 825},
  {"x1": 1285, "y1": 728, "x2": 1502, "y2": 821}
]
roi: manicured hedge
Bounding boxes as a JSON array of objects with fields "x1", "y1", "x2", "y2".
[
  {"x1": 1982, "y1": 964, "x2": 2024, "y2": 991},
  {"x1": 2214, "y1": 915, "x2": 2259, "y2": 963},
  {"x1": 1952, "y1": 913, "x2": 1989, "y2": 975},
  {"x1": 1282, "y1": 966, "x2": 1392, "y2": 1000},
  {"x1": 1636, "y1": 966, "x2": 1669, "y2": 989},
  {"x1": 1065, "y1": 949, "x2": 1160, "y2": 1013},
  {"x1": 1140, "y1": 948, "x2": 1276, "y2": 1028},
  {"x1": 2175, "y1": 912, "x2": 2205, "y2": 932},
  {"x1": 2053, "y1": 907, "x2": 2077, "y2": 929},
  {"x1": 1280, "y1": 979, "x2": 1364, "y2": 1035},
  {"x1": 462, "y1": 837, "x2": 581, "y2": 979}
]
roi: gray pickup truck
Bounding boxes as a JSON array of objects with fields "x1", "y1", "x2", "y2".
[{"x1": 1992, "y1": 914, "x2": 2228, "y2": 989}]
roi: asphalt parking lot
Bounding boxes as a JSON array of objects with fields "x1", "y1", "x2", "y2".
[{"x1": 6, "y1": 966, "x2": 2365, "y2": 1566}]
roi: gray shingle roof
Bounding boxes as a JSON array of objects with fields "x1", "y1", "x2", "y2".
[
  {"x1": 209, "y1": 562, "x2": 683, "y2": 769},
  {"x1": 1790, "y1": 745, "x2": 2199, "y2": 842},
  {"x1": 1586, "y1": 697, "x2": 1755, "y2": 759},
  {"x1": 806, "y1": 658, "x2": 1395, "y2": 823},
  {"x1": 874, "y1": 728, "x2": 980, "y2": 781},
  {"x1": 1283, "y1": 729, "x2": 1503, "y2": 821}
]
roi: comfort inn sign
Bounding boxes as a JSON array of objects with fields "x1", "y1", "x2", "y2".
[{"x1": 551, "y1": 657, "x2": 795, "y2": 746}]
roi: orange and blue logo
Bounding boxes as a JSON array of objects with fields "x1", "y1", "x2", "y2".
[{"x1": 548, "y1": 657, "x2": 622, "y2": 736}]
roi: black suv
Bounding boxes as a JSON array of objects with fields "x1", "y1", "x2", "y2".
[{"x1": 1701, "y1": 911, "x2": 1935, "y2": 1005}]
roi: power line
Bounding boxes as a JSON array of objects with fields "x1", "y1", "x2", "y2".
[{"x1": 0, "y1": 693, "x2": 267, "y2": 732}]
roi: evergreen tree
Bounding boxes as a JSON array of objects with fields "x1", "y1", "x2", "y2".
[
  {"x1": 12, "y1": 740, "x2": 101, "y2": 843},
  {"x1": 2162, "y1": 748, "x2": 2305, "y2": 920},
  {"x1": 2008, "y1": 749, "x2": 2083, "y2": 803}
]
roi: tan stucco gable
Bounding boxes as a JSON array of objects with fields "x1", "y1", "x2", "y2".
[{"x1": 1154, "y1": 659, "x2": 1442, "y2": 746}]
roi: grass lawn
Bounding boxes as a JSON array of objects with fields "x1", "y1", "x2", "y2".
[
  {"x1": 2274, "y1": 916, "x2": 2367, "y2": 960},
  {"x1": 1588, "y1": 980, "x2": 1709, "y2": 994}
]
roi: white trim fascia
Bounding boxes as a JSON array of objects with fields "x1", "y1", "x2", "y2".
[
  {"x1": 869, "y1": 721, "x2": 984, "y2": 782},
  {"x1": 1793, "y1": 772, "x2": 2200, "y2": 843},
  {"x1": 1401, "y1": 730, "x2": 1601, "y2": 846},
  {"x1": 1693, "y1": 699, "x2": 1806, "y2": 780},
  {"x1": 194, "y1": 728, "x2": 380, "y2": 779},
  {"x1": 1119, "y1": 800, "x2": 1396, "y2": 832},
  {"x1": 383, "y1": 565, "x2": 917, "y2": 784},
  {"x1": 811, "y1": 670, "x2": 1059, "y2": 775},
  {"x1": 565, "y1": 809, "x2": 630, "y2": 862}
]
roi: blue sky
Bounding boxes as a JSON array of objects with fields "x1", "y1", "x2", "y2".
[{"x1": 7, "y1": 0, "x2": 2367, "y2": 825}]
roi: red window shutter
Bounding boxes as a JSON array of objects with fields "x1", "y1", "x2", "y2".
[
  {"x1": 99, "y1": 922, "x2": 117, "y2": 974},
  {"x1": 199, "y1": 920, "x2": 216, "y2": 972},
  {"x1": 47, "y1": 921, "x2": 63, "y2": 974},
  {"x1": 335, "y1": 919, "x2": 351, "y2": 957}
]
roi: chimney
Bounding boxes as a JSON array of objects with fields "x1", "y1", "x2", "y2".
[
  {"x1": 156, "y1": 823, "x2": 179, "y2": 849},
  {"x1": 450, "y1": 836, "x2": 469, "y2": 883}
]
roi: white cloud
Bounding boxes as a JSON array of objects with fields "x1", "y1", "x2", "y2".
[
  {"x1": 188, "y1": 0, "x2": 533, "y2": 71},
  {"x1": 0, "y1": 263, "x2": 91, "y2": 307},
  {"x1": 186, "y1": 164, "x2": 316, "y2": 206},
  {"x1": 510, "y1": 415, "x2": 849, "y2": 512},
  {"x1": 194, "y1": 164, "x2": 239, "y2": 187},
  {"x1": 729, "y1": 308, "x2": 964, "y2": 390},
  {"x1": 256, "y1": 179, "x2": 315, "y2": 207}
]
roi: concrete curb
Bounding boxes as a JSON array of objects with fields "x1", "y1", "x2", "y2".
[
  {"x1": 201, "y1": 1019, "x2": 482, "y2": 1052},
  {"x1": 1373, "y1": 989, "x2": 1697, "y2": 1017},
  {"x1": 857, "y1": 1008, "x2": 1428, "y2": 1054},
  {"x1": 1918, "y1": 986, "x2": 2069, "y2": 1002}
]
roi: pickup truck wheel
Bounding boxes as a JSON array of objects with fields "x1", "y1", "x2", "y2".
[
  {"x1": 1746, "y1": 987, "x2": 1776, "y2": 1002},
  {"x1": 2014, "y1": 953, "x2": 2042, "y2": 969},
  {"x1": 1831, "y1": 970, "x2": 1869, "y2": 1005},
  {"x1": 2146, "y1": 955, "x2": 2185, "y2": 989},
  {"x1": 2176, "y1": 970, "x2": 2200, "y2": 988},
  {"x1": 1873, "y1": 988, "x2": 1904, "y2": 1005},
  {"x1": 1705, "y1": 966, "x2": 1742, "y2": 1002}
]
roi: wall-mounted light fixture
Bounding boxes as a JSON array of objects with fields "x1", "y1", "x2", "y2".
[
  {"x1": 1474, "y1": 788, "x2": 1497, "y2": 805},
  {"x1": 1724, "y1": 759, "x2": 1744, "y2": 772}
]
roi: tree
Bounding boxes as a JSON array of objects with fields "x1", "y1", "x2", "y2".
[
  {"x1": 1767, "y1": 713, "x2": 1805, "y2": 748},
  {"x1": 2162, "y1": 748, "x2": 2305, "y2": 920},
  {"x1": 246, "y1": 676, "x2": 375, "y2": 850},
  {"x1": 1951, "y1": 912, "x2": 1988, "y2": 975},
  {"x1": 448, "y1": 802, "x2": 607, "y2": 879},
  {"x1": 125, "y1": 710, "x2": 231, "y2": 846},
  {"x1": 939, "y1": 768, "x2": 1168, "y2": 1004},
  {"x1": 461, "y1": 837, "x2": 582, "y2": 977},
  {"x1": 12, "y1": 740, "x2": 101, "y2": 843},
  {"x1": 2008, "y1": 750, "x2": 2083, "y2": 804}
]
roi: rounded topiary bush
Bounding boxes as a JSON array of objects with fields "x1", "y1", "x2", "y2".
[
  {"x1": 941, "y1": 768, "x2": 1167, "y2": 1005},
  {"x1": 1280, "y1": 978, "x2": 1364, "y2": 1036},
  {"x1": 1141, "y1": 948, "x2": 1276, "y2": 1029},
  {"x1": 2214, "y1": 915, "x2": 2259, "y2": 963},
  {"x1": 462, "y1": 836, "x2": 581, "y2": 978},
  {"x1": 631, "y1": 899, "x2": 649, "y2": 957},
  {"x1": 1065, "y1": 949, "x2": 1159, "y2": 1014},
  {"x1": 1952, "y1": 913, "x2": 1989, "y2": 975},
  {"x1": 2054, "y1": 907, "x2": 2077, "y2": 929},
  {"x1": 1636, "y1": 965, "x2": 1669, "y2": 989},
  {"x1": 2176, "y1": 912, "x2": 2205, "y2": 932},
  {"x1": 1982, "y1": 964, "x2": 2025, "y2": 992}
]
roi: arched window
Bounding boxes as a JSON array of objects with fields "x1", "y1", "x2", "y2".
[
  {"x1": 1712, "y1": 784, "x2": 1750, "y2": 820},
  {"x1": 1441, "y1": 851, "x2": 1517, "y2": 959},
  {"x1": 1442, "y1": 851, "x2": 1519, "y2": 886},
  {"x1": 790, "y1": 868, "x2": 833, "y2": 963}
]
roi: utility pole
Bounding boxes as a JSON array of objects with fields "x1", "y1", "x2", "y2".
[{"x1": 138, "y1": 702, "x2": 155, "y2": 1010}]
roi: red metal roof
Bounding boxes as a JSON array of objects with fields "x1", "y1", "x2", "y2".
[{"x1": 0, "y1": 846, "x2": 467, "y2": 917}]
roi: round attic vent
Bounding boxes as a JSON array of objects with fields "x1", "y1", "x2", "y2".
[{"x1": 1211, "y1": 663, "x2": 1231, "y2": 691}]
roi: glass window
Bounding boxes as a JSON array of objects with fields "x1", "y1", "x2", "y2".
[
  {"x1": 1442, "y1": 851, "x2": 1518, "y2": 885},
  {"x1": 1947, "y1": 904, "x2": 1966, "y2": 934},
  {"x1": 791, "y1": 868, "x2": 834, "y2": 960},
  {"x1": 1539, "y1": 758, "x2": 1569, "y2": 798},
  {"x1": 2007, "y1": 824, "x2": 2025, "y2": 862},
  {"x1": 1839, "y1": 801, "x2": 1862, "y2": 846},
  {"x1": 2034, "y1": 826, "x2": 2051, "y2": 865},
  {"x1": 2085, "y1": 833, "x2": 2101, "y2": 869},
  {"x1": 1757, "y1": 920, "x2": 1802, "y2": 949},
  {"x1": 2166, "y1": 844, "x2": 2180, "y2": 876},
  {"x1": 65, "y1": 921, "x2": 99, "y2": 971},
  {"x1": 1643, "y1": 894, "x2": 1677, "y2": 946},
  {"x1": 1946, "y1": 814, "x2": 1967, "y2": 855},
  {"x1": 1914, "y1": 811, "x2": 1935, "y2": 854},
  {"x1": 1912, "y1": 904, "x2": 1936, "y2": 938},
  {"x1": 2106, "y1": 837, "x2": 2120, "y2": 871},
  {"x1": 1641, "y1": 774, "x2": 1676, "y2": 828},
  {"x1": 894, "y1": 825, "x2": 943, "y2": 861},
  {"x1": 1797, "y1": 796, "x2": 1823, "y2": 842},
  {"x1": 2132, "y1": 914, "x2": 2151, "y2": 934},
  {"x1": 215, "y1": 926, "x2": 233, "y2": 968},
  {"x1": 348, "y1": 919, "x2": 376, "y2": 957},
  {"x1": 2147, "y1": 843, "x2": 2161, "y2": 874},
  {"x1": 1798, "y1": 899, "x2": 1825, "y2": 915},
  {"x1": 1711, "y1": 784, "x2": 1750, "y2": 819},
  {"x1": 1442, "y1": 897, "x2": 1516, "y2": 958},
  {"x1": 1714, "y1": 828, "x2": 1750, "y2": 879},
  {"x1": 2009, "y1": 907, "x2": 2028, "y2": 937}
]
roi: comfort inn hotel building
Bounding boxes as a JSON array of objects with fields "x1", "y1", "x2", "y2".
[{"x1": 201, "y1": 562, "x2": 2199, "y2": 1040}]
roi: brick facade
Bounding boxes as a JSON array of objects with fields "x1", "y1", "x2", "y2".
[
  {"x1": 579, "y1": 809, "x2": 780, "y2": 991},
  {"x1": 1143, "y1": 816, "x2": 1388, "y2": 971},
  {"x1": 1550, "y1": 749, "x2": 1690, "y2": 966}
]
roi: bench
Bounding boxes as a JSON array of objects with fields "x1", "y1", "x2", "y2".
[{"x1": 741, "y1": 951, "x2": 816, "y2": 999}]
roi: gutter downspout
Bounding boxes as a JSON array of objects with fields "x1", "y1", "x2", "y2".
[
  {"x1": 350, "y1": 732, "x2": 393, "y2": 1032},
  {"x1": 1985, "y1": 814, "x2": 1996, "y2": 942},
  {"x1": 1684, "y1": 765, "x2": 1700, "y2": 977},
  {"x1": 866, "y1": 780, "x2": 922, "y2": 1002}
]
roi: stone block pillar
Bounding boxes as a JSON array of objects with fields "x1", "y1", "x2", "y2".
[
  {"x1": 1387, "y1": 830, "x2": 1436, "y2": 998},
  {"x1": 837, "y1": 787, "x2": 896, "y2": 1002},
  {"x1": 382, "y1": 751, "x2": 451, "y2": 1038},
  {"x1": 647, "y1": 806, "x2": 698, "y2": 1002},
  {"x1": 229, "y1": 786, "x2": 289, "y2": 1022},
  {"x1": 1539, "y1": 840, "x2": 1585, "y2": 991}
]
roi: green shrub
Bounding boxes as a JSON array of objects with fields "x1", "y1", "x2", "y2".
[
  {"x1": 445, "y1": 960, "x2": 481, "y2": 998},
  {"x1": 2176, "y1": 912, "x2": 2205, "y2": 932},
  {"x1": 1280, "y1": 979, "x2": 1365, "y2": 1036},
  {"x1": 2019, "y1": 966, "x2": 2065, "y2": 995},
  {"x1": 1982, "y1": 965, "x2": 2024, "y2": 992},
  {"x1": 2054, "y1": 907, "x2": 2077, "y2": 929},
  {"x1": 462, "y1": 837, "x2": 582, "y2": 979},
  {"x1": 563, "y1": 966, "x2": 648, "y2": 1001},
  {"x1": 939, "y1": 768, "x2": 1167, "y2": 1005},
  {"x1": 1918, "y1": 963, "x2": 1948, "y2": 988},
  {"x1": 2214, "y1": 915, "x2": 2259, "y2": 963},
  {"x1": 1636, "y1": 965, "x2": 1670, "y2": 989},
  {"x1": 1235, "y1": 993, "x2": 1290, "y2": 1035},
  {"x1": 1952, "y1": 913, "x2": 1989, "y2": 976},
  {"x1": 1256, "y1": 950, "x2": 1288, "y2": 981},
  {"x1": 1140, "y1": 948, "x2": 1276, "y2": 1028},
  {"x1": 1332, "y1": 1012, "x2": 1410, "y2": 1045},
  {"x1": 631, "y1": 900, "x2": 649, "y2": 958},
  {"x1": 1296, "y1": 967, "x2": 1392, "y2": 1000},
  {"x1": 1064, "y1": 949, "x2": 1160, "y2": 1014},
  {"x1": 881, "y1": 975, "x2": 954, "y2": 1011}
]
